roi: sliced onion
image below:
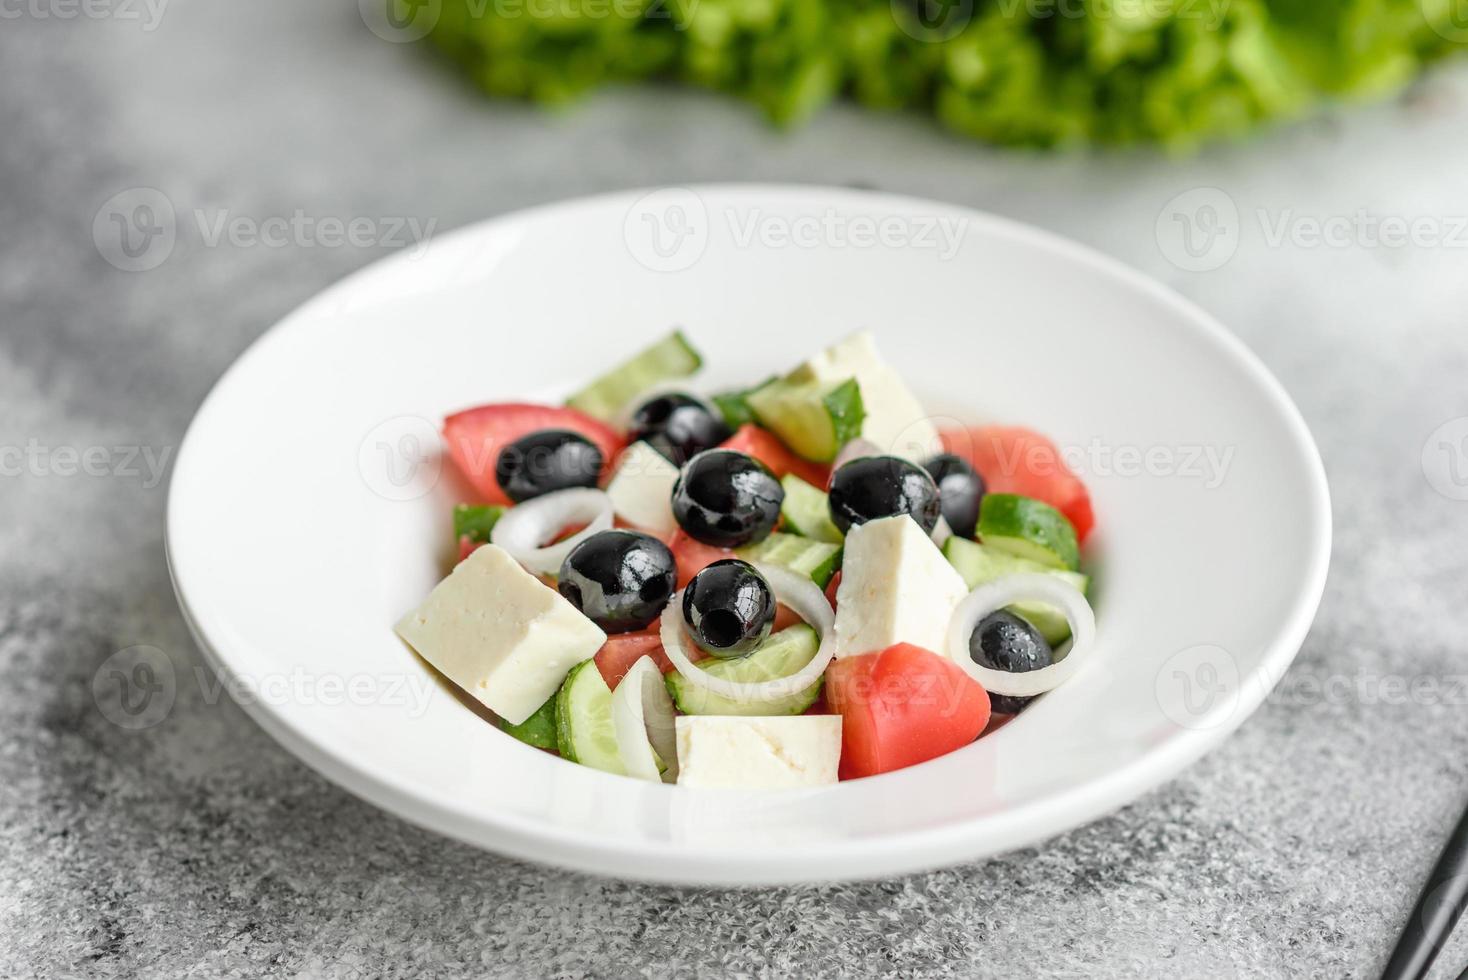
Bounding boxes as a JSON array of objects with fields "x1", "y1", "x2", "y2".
[
  {"x1": 830, "y1": 437, "x2": 882, "y2": 474},
  {"x1": 660, "y1": 562, "x2": 835, "y2": 704},
  {"x1": 946, "y1": 574, "x2": 1097, "y2": 697},
  {"x1": 612, "y1": 656, "x2": 679, "y2": 783},
  {"x1": 616, "y1": 381, "x2": 716, "y2": 430},
  {"x1": 930, "y1": 516, "x2": 953, "y2": 547},
  {"x1": 489, "y1": 488, "x2": 613, "y2": 575}
]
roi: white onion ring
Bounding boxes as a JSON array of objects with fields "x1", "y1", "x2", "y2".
[
  {"x1": 930, "y1": 516, "x2": 953, "y2": 547},
  {"x1": 489, "y1": 488, "x2": 613, "y2": 575},
  {"x1": 946, "y1": 574, "x2": 1097, "y2": 697},
  {"x1": 659, "y1": 562, "x2": 835, "y2": 703},
  {"x1": 612, "y1": 656, "x2": 679, "y2": 783}
]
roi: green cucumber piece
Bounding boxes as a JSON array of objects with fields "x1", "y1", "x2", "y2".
[
  {"x1": 554, "y1": 660, "x2": 627, "y2": 775},
  {"x1": 454, "y1": 503, "x2": 505, "y2": 544},
  {"x1": 779, "y1": 474, "x2": 843, "y2": 544},
  {"x1": 666, "y1": 625, "x2": 823, "y2": 716},
  {"x1": 736, "y1": 532, "x2": 841, "y2": 588},
  {"x1": 711, "y1": 376, "x2": 777, "y2": 431},
  {"x1": 943, "y1": 537, "x2": 1089, "y2": 645},
  {"x1": 746, "y1": 377, "x2": 864, "y2": 463},
  {"x1": 564, "y1": 329, "x2": 702, "y2": 423},
  {"x1": 977, "y1": 494, "x2": 1081, "y2": 572},
  {"x1": 500, "y1": 693, "x2": 557, "y2": 751}
]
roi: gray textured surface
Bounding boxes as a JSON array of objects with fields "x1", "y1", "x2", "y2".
[{"x1": 4, "y1": 2, "x2": 1468, "y2": 977}]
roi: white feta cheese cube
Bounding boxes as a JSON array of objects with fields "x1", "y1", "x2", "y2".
[
  {"x1": 604, "y1": 440, "x2": 680, "y2": 537},
  {"x1": 833, "y1": 514, "x2": 969, "y2": 658},
  {"x1": 675, "y1": 715, "x2": 842, "y2": 789},
  {"x1": 394, "y1": 544, "x2": 606, "y2": 725},
  {"x1": 801, "y1": 331, "x2": 940, "y2": 461}
]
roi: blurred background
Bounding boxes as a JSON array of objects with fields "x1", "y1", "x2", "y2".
[{"x1": 4, "y1": 0, "x2": 1468, "y2": 976}]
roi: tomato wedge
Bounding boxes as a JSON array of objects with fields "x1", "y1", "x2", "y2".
[
  {"x1": 939, "y1": 425, "x2": 1094, "y2": 542},
  {"x1": 668, "y1": 529, "x2": 735, "y2": 588},
  {"x1": 443, "y1": 403, "x2": 626, "y2": 505},
  {"x1": 825, "y1": 643, "x2": 991, "y2": 780},
  {"x1": 719, "y1": 424, "x2": 830, "y2": 488},
  {"x1": 593, "y1": 629, "x2": 676, "y2": 689}
]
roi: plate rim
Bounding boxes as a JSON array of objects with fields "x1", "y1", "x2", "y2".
[{"x1": 165, "y1": 183, "x2": 1333, "y2": 885}]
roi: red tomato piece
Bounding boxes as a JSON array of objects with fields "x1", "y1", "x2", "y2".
[
  {"x1": 825, "y1": 643, "x2": 991, "y2": 780},
  {"x1": 938, "y1": 425, "x2": 1095, "y2": 542},
  {"x1": 442, "y1": 403, "x2": 626, "y2": 505},
  {"x1": 719, "y1": 424, "x2": 830, "y2": 488},
  {"x1": 824, "y1": 570, "x2": 842, "y2": 610},
  {"x1": 668, "y1": 529, "x2": 735, "y2": 588},
  {"x1": 593, "y1": 630, "x2": 675, "y2": 689},
  {"x1": 457, "y1": 536, "x2": 482, "y2": 563}
]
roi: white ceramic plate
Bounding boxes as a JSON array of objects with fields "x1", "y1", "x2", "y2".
[{"x1": 167, "y1": 186, "x2": 1330, "y2": 885}]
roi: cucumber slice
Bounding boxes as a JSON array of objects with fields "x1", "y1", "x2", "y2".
[
  {"x1": 711, "y1": 376, "x2": 777, "y2": 431},
  {"x1": 779, "y1": 474, "x2": 843, "y2": 544},
  {"x1": 977, "y1": 494, "x2": 1081, "y2": 572},
  {"x1": 736, "y1": 533, "x2": 842, "y2": 588},
  {"x1": 943, "y1": 536, "x2": 1089, "y2": 645},
  {"x1": 564, "y1": 329, "x2": 702, "y2": 423},
  {"x1": 554, "y1": 660, "x2": 627, "y2": 775},
  {"x1": 665, "y1": 625, "x2": 823, "y2": 716},
  {"x1": 500, "y1": 692, "x2": 557, "y2": 751},
  {"x1": 453, "y1": 503, "x2": 505, "y2": 544},
  {"x1": 746, "y1": 377, "x2": 864, "y2": 463}
]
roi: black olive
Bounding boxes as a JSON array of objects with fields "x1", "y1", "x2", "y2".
[
  {"x1": 922, "y1": 452, "x2": 986, "y2": 539},
  {"x1": 671, "y1": 449, "x2": 783, "y2": 548},
  {"x1": 681, "y1": 559, "x2": 775, "y2": 658},
  {"x1": 969, "y1": 609, "x2": 1054, "y2": 715},
  {"x1": 495, "y1": 429, "x2": 602, "y2": 503},
  {"x1": 630, "y1": 393, "x2": 731, "y2": 466},
  {"x1": 827, "y1": 455, "x2": 941, "y2": 534},
  {"x1": 558, "y1": 530, "x2": 676, "y2": 633}
]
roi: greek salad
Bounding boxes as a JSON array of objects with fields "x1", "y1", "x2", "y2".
[{"x1": 395, "y1": 330, "x2": 1097, "y2": 789}]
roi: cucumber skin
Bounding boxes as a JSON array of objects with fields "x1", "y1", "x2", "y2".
[
  {"x1": 747, "y1": 377, "x2": 866, "y2": 463},
  {"x1": 554, "y1": 660, "x2": 626, "y2": 774},
  {"x1": 454, "y1": 503, "x2": 505, "y2": 544},
  {"x1": 942, "y1": 537, "x2": 1089, "y2": 645},
  {"x1": 779, "y1": 474, "x2": 844, "y2": 544},
  {"x1": 500, "y1": 693, "x2": 557, "y2": 751},
  {"x1": 712, "y1": 376, "x2": 777, "y2": 431},
  {"x1": 978, "y1": 494, "x2": 1081, "y2": 572},
  {"x1": 665, "y1": 625, "x2": 823, "y2": 716},
  {"x1": 564, "y1": 329, "x2": 702, "y2": 423},
  {"x1": 736, "y1": 532, "x2": 842, "y2": 588}
]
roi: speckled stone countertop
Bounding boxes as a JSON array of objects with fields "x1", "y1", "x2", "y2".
[{"x1": 4, "y1": 3, "x2": 1468, "y2": 977}]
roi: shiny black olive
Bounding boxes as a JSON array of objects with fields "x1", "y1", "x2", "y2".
[
  {"x1": 922, "y1": 452, "x2": 986, "y2": 539},
  {"x1": 630, "y1": 393, "x2": 731, "y2": 466},
  {"x1": 969, "y1": 609, "x2": 1054, "y2": 715},
  {"x1": 827, "y1": 455, "x2": 941, "y2": 535},
  {"x1": 495, "y1": 429, "x2": 602, "y2": 503},
  {"x1": 681, "y1": 559, "x2": 775, "y2": 658},
  {"x1": 558, "y1": 530, "x2": 676, "y2": 633},
  {"x1": 671, "y1": 449, "x2": 783, "y2": 547}
]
